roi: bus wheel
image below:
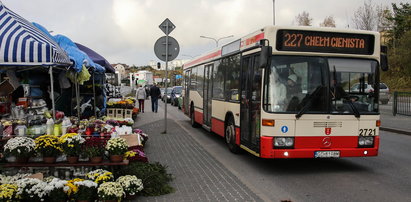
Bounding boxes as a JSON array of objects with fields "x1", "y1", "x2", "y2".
[
  {"x1": 190, "y1": 104, "x2": 199, "y2": 128},
  {"x1": 225, "y1": 117, "x2": 241, "y2": 154}
]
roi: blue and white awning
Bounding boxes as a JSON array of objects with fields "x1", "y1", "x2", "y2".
[{"x1": 0, "y1": 2, "x2": 71, "y2": 66}]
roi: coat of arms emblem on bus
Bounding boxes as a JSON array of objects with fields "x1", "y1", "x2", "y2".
[{"x1": 325, "y1": 128, "x2": 332, "y2": 135}]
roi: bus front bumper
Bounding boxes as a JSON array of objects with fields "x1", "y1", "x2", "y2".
[{"x1": 259, "y1": 136, "x2": 379, "y2": 158}]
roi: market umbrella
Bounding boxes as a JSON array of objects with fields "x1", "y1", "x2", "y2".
[
  {"x1": 0, "y1": 2, "x2": 71, "y2": 66},
  {"x1": 75, "y1": 43, "x2": 115, "y2": 73}
]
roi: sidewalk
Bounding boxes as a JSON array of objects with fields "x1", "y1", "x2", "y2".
[
  {"x1": 132, "y1": 100, "x2": 263, "y2": 202},
  {"x1": 379, "y1": 102, "x2": 411, "y2": 135}
]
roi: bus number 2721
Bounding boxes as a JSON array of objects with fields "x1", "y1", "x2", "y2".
[{"x1": 359, "y1": 128, "x2": 376, "y2": 136}]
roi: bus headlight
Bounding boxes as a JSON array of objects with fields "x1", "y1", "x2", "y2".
[
  {"x1": 358, "y1": 136, "x2": 374, "y2": 147},
  {"x1": 274, "y1": 137, "x2": 294, "y2": 148}
]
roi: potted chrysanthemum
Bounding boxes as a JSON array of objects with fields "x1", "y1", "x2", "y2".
[
  {"x1": 60, "y1": 133, "x2": 85, "y2": 163},
  {"x1": 0, "y1": 183, "x2": 19, "y2": 201},
  {"x1": 16, "y1": 178, "x2": 48, "y2": 201},
  {"x1": 3, "y1": 137, "x2": 35, "y2": 163},
  {"x1": 72, "y1": 179, "x2": 98, "y2": 202},
  {"x1": 97, "y1": 182, "x2": 124, "y2": 202},
  {"x1": 44, "y1": 178, "x2": 69, "y2": 201},
  {"x1": 105, "y1": 137, "x2": 128, "y2": 162},
  {"x1": 116, "y1": 175, "x2": 143, "y2": 200},
  {"x1": 86, "y1": 169, "x2": 114, "y2": 185},
  {"x1": 84, "y1": 137, "x2": 106, "y2": 163},
  {"x1": 34, "y1": 135, "x2": 63, "y2": 163}
]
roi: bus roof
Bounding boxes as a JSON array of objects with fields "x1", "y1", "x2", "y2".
[{"x1": 183, "y1": 26, "x2": 381, "y2": 69}]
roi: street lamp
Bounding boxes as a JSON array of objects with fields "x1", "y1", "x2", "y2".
[
  {"x1": 200, "y1": 35, "x2": 234, "y2": 47},
  {"x1": 273, "y1": 0, "x2": 275, "y2": 25}
]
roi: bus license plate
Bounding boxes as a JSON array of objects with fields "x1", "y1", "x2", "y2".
[{"x1": 315, "y1": 151, "x2": 340, "y2": 158}]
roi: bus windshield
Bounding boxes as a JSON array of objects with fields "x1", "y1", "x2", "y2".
[{"x1": 264, "y1": 55, "x2": 378, "y2": 115}]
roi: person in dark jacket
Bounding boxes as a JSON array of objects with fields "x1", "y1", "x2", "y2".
[{"x1": 149, "y1": 83, "x2": 161, "y2": 113}]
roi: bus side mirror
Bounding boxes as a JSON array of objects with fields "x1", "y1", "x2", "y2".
[
  {"x1": 259, "y1": 46, "x2": 272, "y2": 68},
  {"x1": 380, "y1": 54, "x2": 388, "y2": 71},
  {"x1": 380, "y1": 46, "x2": 388, "y2": 71}
]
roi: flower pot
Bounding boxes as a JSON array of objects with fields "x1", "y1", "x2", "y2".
[
  {"x1": 15, "y1": 156, "x2": 29, "y2": 163},
  {"x1": 124, "y1": 193, "x2": 137, "y2": 200},
  {"x1": 43, "y1": 156, "x2": 56, "y2": 164},
  {"x1": 101, "y1": 199, "x2": 117, "y2": 202},
  {"x1": 90, "y1": 156, "x2": 103, "y2": 163},
  {"x1": 109, "y1": 155, "x2": 123, "y2": 163},
  {"x1": 67, "y1": 156, "x2": 79, "y2": 164}
]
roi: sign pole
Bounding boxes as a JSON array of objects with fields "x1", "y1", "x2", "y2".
[
  {"x1": 154, "y1": 18, "x2": 179, "y2": 134},
  {"x1": 164, "y1": 21, "x2": 169, "y2": 134}
]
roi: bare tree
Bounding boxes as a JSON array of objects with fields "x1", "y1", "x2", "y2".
[
  {"x1": 295, "y1": 11, "x2": 313, "y2": 26},
  {"x1": 352, "y1": 0, "x2": 377, "y2": 30},
  {"x1": 320, "y1": 16, "x2": 336, "y2": 27},
  {"x1": 376, "y1": 5, "x2": 393, "y2": 31}
]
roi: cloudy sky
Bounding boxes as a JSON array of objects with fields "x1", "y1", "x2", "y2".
[{"x1": 2, "y1": 0, "x2": 405, "y2": 66}]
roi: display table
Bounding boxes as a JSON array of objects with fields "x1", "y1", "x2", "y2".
[{"x1": 3, "y1": 160, "x2": 129, "y2": 167}]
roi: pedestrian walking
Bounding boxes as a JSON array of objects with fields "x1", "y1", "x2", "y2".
[
  {"x1": 150, "y1": 83, "x2": 161, "y2": 113},
  {"x1": 145, "y1": 85, "x2": 150, "y2": 100},
  {"x1": 136, "y1": 85, "x2": 146, "y2": 113}
]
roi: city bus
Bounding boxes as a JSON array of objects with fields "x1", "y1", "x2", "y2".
[{"x1": 182, "y1": 26, "x2": 388, "y2": 158}]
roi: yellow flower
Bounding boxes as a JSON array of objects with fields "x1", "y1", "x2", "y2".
[
  {"x1": 124, "y1": 151, "x2": 136, "y2": 158},
  {"x1": 0, "y1": 184, "x2": 18, "y2": 200},
  {"x1": 95, "y1": 172, "x2": 113, "y2": 184},
  {"x1": 66, "y1": 178, "x2": 84, "y2": 196}
]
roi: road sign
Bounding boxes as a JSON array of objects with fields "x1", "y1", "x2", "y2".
[
  {"x1": 159, "y1": 18, "x2": 175, "y2": 35},
  {"x1": 154, "y1": 36, "x2": 180, "y2": 62}
]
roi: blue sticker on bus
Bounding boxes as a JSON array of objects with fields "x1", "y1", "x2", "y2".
[{"x1": 281, "y1": 126, "x2": 288, "y2": 133}]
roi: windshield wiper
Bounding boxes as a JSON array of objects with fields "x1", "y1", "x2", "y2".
[
  {"x1": 346, "y1": 100, "x2": 361, "y2": 118},
  {"x1": 295, "y1": 86, "x2": 323, "y2": 119}
]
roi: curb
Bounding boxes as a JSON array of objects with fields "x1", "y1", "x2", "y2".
[{"x1": 380, "y1": 127, "x2": 411, "y2": 136}]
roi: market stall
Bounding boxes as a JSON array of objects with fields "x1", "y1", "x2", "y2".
[
  {"x1": 75, "y1": 42, "x2": 116, "y2": 117},
  {"x1": 0, "y1": 3, "x2": 170, "y2": 201},
  {"x1": 0, "y1": 2, "x2": 71, "y2": 138}
]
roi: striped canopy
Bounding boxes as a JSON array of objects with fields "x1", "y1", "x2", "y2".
[{"x1": 0, "y1": 2, "x2": 71, "y2": 66}]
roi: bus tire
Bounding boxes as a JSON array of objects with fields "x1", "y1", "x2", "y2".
[
  {"x1": 225, "y1": 117, "x2": 241, "y2": 154},
  {"x1": 190, "y1": 103, "x2": 199, "y2": 128}
]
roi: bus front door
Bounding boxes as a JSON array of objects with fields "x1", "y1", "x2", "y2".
[
  {"x1": 183, "y1": 70, "x2": 190, "y2": 115},
  {"x1": 203, "y1": 64, "x2": 213, "y2": 126},
  {"x1": 240, "y1": 54, "x2": 261, "y2": 153}
]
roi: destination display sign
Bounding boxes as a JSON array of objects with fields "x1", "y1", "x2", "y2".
[{"x1": 276, "y1": 30, "x2": 375, "y2": 55}]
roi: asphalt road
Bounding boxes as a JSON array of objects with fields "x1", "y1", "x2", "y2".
[{"x1": 165, "y1": 103, "x2": 411, "y2": 202}]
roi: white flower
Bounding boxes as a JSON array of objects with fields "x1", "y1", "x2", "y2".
[
  {"x1": 74, "y1": 180, "x2": 97, "y2": 188},
  {"x1": 0, "y1": 173, "x2": 31, "y2": 184},
  {"x1": 97, "y1": 182, "x2": 124, "y2": 199},
  {"x1": 116, "y1": 175, "x2": 144, "y2": 195},
  {"x1": 44, "y1": 178, "x2": 68, "y2": 192},
  {"x1": 105, "y1": 137, "x2": 128, "y2": 151},
  {"x1": 16, "y1": 178, "x2": 48, "y2": 199},
  {"x1": 4, "y1": 137, "x2": 35, "y2": 154}
]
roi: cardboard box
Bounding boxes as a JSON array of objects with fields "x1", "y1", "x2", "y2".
[{"x1": 0, "y1": 80, "x2": 15, "y2": 96}]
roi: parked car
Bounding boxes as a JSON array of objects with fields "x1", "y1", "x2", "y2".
[
  {"x1": 350, "y1": 82, "x2": 390, "y2": 104},
  {"x1": 162, "y1": 87, "x2": 173, "y2": 103},
  {"x1": 379, "y1": 83, "x2": 390, "y2": 104},
  {"x1": 170, "y1": 86, "x2": 183, "y2": 106},
  {"x1": 160, "y1": 88, "x2": 165, "y2": 98}
]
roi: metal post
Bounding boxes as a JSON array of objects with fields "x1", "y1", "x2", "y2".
[
  {"x1": 163, "y1": 21, "x2": 169, "y2": 134},
  {"x1": 49, "y1": 66, "x2": 56, "y2": 120},
  {"x1": 393, "y1": 91, "x2": 397, "y2": 116},
  {"x1": 75, "y1": 73, "x2": 81, "y2": 119},
  {"x1": 92, "y1": 72, "x2": 97, "y2": 117}
]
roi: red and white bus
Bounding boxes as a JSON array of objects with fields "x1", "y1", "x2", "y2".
[{"x1": 182, "y1": 26, "x2": 388, "y2": 158}]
